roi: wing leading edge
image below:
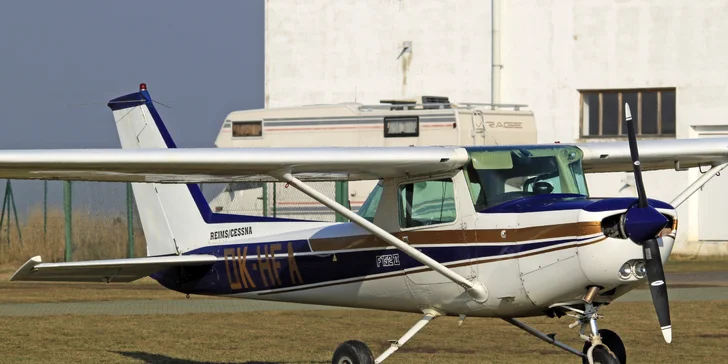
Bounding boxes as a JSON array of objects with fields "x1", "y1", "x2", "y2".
[
  {"x1": 0, "y1": 147, "x2": 471, "y2": 183},
  {"x1": 576, "y1": 138, "x2": 728, "y2": 173},
  {"x1": 10, "y1": 255, "x2": 218, "y2": 283}
]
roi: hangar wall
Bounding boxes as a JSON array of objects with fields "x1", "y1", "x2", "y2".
[
  {"x1": 264, "y1": 0, "x2": 491, "y2": 107},
  {"x1": 264, "y1": 0, "x2": 728, "y2": 254}
]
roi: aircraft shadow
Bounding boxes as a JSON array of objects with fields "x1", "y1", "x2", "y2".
[{"x1": 113, "y1": 351, "x2": 328, "y2": 364}]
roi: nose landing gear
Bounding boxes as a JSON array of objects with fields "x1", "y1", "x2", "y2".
[
  {"x1": 582, "y1": 329, "x2": 626, "y2": 364},
  {"x1": 505, "y1": 301, "x2": 626, "y2": 364},
  {"x1": 566, "y1": 302, "x2": 624, "y2": 364}
]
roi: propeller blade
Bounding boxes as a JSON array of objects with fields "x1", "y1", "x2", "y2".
[
  {"x1": 624, "y1": 102, "x2": 672, "y2": 342},
  {"x1": 624, "y1": 103, "x2": 649, "y2": 208},
  {"x1": 643, "y1": 237, "x2": 672, "y2": 343}
]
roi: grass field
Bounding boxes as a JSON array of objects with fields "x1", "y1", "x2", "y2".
[
  {"x1": 0, "y1": 301, "x2": 725, "y2": 363},
  {"x1": 0, "y1": 213, "x2": 726, "y2": 362}
]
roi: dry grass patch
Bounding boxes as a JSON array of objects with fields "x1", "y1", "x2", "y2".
[
  {"x1": 0, "y1": 206, "x2": 147, "y2": 266},
  {"x1": 665, "y1": 254, "x2": 728, "y2": 273},
  {"x1": 0, "y1": 301, "x2": 725, "y2": 363}
]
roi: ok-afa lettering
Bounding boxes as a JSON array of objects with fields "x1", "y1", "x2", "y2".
[{"x1": 224, "y1": 242, "x2": 303, "y2": 291}]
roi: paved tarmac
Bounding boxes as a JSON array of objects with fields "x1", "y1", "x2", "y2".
[{"x1": 1, "y1": 271, "x2": 726, "y2": 317}]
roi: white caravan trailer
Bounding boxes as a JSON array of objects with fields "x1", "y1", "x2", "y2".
[{"x1": 210, "y1": 96, "x2": 537, "y2": 221}]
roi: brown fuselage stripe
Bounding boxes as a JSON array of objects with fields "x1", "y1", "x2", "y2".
[
  {"x1": 258, "y1": 237, "x2": 607, "y2": 296},
  {"x1": 308, "y1": 222, "x2": 603, "y2": 252}
]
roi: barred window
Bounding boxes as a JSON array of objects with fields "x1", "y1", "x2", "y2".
[{"x1": 580, "y1": 89, "x2": 675, "y2": 137}]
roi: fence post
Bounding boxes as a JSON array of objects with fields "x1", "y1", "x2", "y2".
[
  {"x1": 8, "y1": 181, "x2": 22, "y2": 246},
  {"x1": 272, "y1": 183, "x2": 277, "y2": 217},
  {"x1": 64, "y1": 181, "x2": 72, "y2": 262},
  {"x1": 262, "y1": 183, "x2": 268, "y2": 217},
  {"x1": 0, "y1": 180, "x2": 22, "y2": 246},
  {"x1": 0, "y1": 181, "x2": 8, "y2": 245},
  {"x1": 335, "y1": 181, "x2": 350, "y2": 222},
  {"x1": 4, "y1": 190, "x2": 8, "y2": 246},
  {"x1": 44, "y1": 181, "x2": 47, "y2": 243},
  {"x1": 126, "y1": 183, "x2": 134, "y2": 258}
]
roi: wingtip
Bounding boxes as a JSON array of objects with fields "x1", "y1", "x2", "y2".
[
  {"x1": 9, "y1": 255, "x2": 42, "y2": 281},
  {"x1": 661, "y1": 326, "x2": 672, "y2": 343}
]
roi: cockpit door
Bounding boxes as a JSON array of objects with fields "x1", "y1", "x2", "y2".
[{"x1": 394, "y1": 177, "x2": 473, "y2": 285}]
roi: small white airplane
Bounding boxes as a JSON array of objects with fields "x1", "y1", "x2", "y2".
[{"x1": 4, "y1": 84, "x2": 728, "y2": 364}]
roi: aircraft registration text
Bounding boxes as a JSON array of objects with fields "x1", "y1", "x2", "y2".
[
  {"x1": 223, "y1": 242, "x2": 303, "y2": 291},
  {"x1": 376, "y1": 253, "x2": 400, "y2": 268}
]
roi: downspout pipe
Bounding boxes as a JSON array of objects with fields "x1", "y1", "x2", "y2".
[{"x1": 491, "y1": 0, "x2": 501, "y2": 106}]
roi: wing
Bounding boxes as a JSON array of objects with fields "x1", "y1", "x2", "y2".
[
  {"x1": 0, "y1": 147, "x2": 470, "y2": 183},
  {"x1": 10, "y1": 255, "x2": 218, "y2": 282},
  {"x1": 575, "y1": 138, "x2": 728, "y2": 173}
]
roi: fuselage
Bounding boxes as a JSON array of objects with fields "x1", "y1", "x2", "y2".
[{"x1": 151, "y1": 194, "x2": 677, "y2": 319}]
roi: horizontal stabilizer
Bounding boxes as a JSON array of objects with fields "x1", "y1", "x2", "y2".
[{"x1": 10, "y1": 255, "x2": 218, "y2": 283}]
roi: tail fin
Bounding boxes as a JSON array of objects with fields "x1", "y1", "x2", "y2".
[{"x1": 107, "y1": 84, "x2": 299, "y2": 257}]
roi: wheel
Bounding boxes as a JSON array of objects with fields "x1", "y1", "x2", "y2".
[
  {"x1": 581, "y1": 329, "x2": 626, "y2": 364},
  {"x1": 589, "y1": 346, "x2": 620, "y2": 364},
  {"x1": 332, "y1": 340, "x2": 374, "y2": 364},
  {"x1": 599, "y1": 329, "x2": 626, "y2": 364}
]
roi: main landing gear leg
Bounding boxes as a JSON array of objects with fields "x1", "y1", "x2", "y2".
[{"x1": 331, "y1": 309, "x2": 442, "y2": 364}]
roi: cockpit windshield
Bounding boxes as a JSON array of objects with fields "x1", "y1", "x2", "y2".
[
  {"x1": 357, "y1": 181, "x2": 383, "y2": 222},
  {"x1": 464, "y1": 145, "x2": 589, "y2": 211}
]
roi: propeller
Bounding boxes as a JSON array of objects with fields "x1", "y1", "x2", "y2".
[{"x1": 623, "y1": 103, "x2": 672, "y2": 343}]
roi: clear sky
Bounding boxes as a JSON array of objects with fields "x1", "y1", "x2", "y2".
[{"x1": 0, "y1": 1, "x2": 264, "y2": 214}]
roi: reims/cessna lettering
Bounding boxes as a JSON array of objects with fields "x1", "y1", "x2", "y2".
[
  {"x1": 5, "y1": 84, "x2": 728, "y2": 364},
  {"x1": 210, "y1": 226, "x2": 253, "y2": 240}
]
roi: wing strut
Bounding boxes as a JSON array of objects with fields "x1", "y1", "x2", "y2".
[
  {"x1": 670, "y1": 162, "x2": 728, "y2": 208},
  {"x1": 276, "y1": 172, "x2": 488, "y2": 303}
]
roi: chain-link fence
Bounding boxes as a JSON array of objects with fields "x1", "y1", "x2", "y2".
[
  {"x1": 204, "y1": 181, "x2": 347, "y2": 222},
  {"x1": 0, "y1": 179, "x2": 350, "y2": 265}
]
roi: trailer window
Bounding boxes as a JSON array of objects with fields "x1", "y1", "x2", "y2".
[
  {"x1": 384, "y1": 116, "x2": 419, "y2": 138},
  {"x1": 232, "y1": 121, "x2": 262, "y2": 137}
]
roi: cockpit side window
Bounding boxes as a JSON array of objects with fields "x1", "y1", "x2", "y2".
[{"x1": 398, "y1": 179, "x2": 457, "y2": 228}]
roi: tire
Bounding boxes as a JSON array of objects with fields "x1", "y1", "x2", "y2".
[
  {"x1": 590, "y1": 346, "x2": 620, "y2": 364},
  {"x1": 581, "y1": 329, "x2": 625, "y2": 364},
  {"x1": 598, "y1": 329, "x2": 626, "y2": 364},
  {"x1": 331, "y1": 340, "x2": 374, "y2": 364}
]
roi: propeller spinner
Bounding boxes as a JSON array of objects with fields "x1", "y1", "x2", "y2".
[{"x1": 623, "y1": 103, "x2": 672, "y2": 343}]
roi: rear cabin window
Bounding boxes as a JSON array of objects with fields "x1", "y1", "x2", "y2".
[
  {"x1": 398, "y1": 179, "x2": 456, "y2": 228},
  {"x1": 232, "y1": 121, "x2": 262, "y2": 137}
]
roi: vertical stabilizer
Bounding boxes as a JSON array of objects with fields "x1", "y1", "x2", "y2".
[
  {"x1": 108, "y1": 84, "x2": 201, "y2": 256},
  {"x1": 107, "y1": 84, "x2": 300, "y2": 256}
]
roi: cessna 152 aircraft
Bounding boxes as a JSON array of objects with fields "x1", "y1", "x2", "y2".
[{"x1": 5, "y1": 84, "x2": 728, "y2": 364}]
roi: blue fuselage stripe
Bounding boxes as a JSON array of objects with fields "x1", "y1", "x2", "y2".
[{"x1": 152, "y1": 236, "x2": 598, "y2": 296}]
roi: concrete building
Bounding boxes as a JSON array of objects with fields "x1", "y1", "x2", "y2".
[{"x1": 263, "y1": 0, "x2": 728, "y2": 255}]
